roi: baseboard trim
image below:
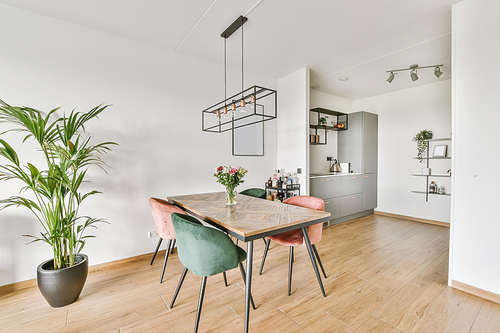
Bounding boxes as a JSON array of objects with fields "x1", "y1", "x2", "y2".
[
  {"x1": 0, "y1": 251, "x2": 159, "y2": 296},
  {"x1": 452, "y1": 280, "x2": 500, "y2": 305},
  {"x1": 374, "y1": 210, "x2": 450, "y2": 228}
]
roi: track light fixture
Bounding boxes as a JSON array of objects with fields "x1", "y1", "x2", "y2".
[
  {"x1": 386, "y1": 64, "x2": 444, "y2": 83},
  {"x1": 386, "y1": 72, "x2": 395, "y2": 83}
]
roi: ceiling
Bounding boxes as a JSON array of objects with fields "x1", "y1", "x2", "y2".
[{"x1": 0, "y1": 0, "x2": 460, "y2": 100}]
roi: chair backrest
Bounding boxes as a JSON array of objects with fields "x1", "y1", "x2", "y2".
[
  {"x1": 283, "y1": 196, "x2": 325, "y2": 245},
  {"x1": 171, "y1": 213, "x2": 244, "y2": 277},
  {"x1": 240, "y1": 188, "x2": 267, "y2": 199},
  {"x1": 149, "y1": 197, "x2": 185, "y2": 240}
]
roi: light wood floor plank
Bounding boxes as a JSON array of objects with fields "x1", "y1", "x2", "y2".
[
  {"x1": 430, "y1": 287, "x2": 484, "y2": 327},
  {"x1": 469, "y1": 300, "x2": 500, "y2": 333},
  {"x1": 352, "y1": 315, "x2": 404, "y2": 333},
  {"x1": 325, "y1": 274, "x2": 406, "y2": 328},
  {"x1": 408, "y1": 309, "x2": 470, "y2": 333},
  {"x1": 373, "y1": 276, "x2": 446, "y2": 332}
]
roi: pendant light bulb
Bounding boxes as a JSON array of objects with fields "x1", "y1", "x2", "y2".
[
  {"x1": 231, "y1": 101, "x2": 236, "y2": 111},
  {"x1": 251, "y1": 95, "x2": 255, "y2": 103},
  {"x1": 216, "y1": 110, "x2": 221, "y2": 117}
]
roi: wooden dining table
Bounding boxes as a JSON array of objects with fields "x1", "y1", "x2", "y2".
[{"x1": 167, "y1": 191, "x2": 331, "y2": 333}]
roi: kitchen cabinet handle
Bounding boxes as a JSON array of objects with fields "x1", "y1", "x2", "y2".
[
  {"x1": 322, "y1": 179, "x2": 331, "y2": 182},
  {"x1": 364, "y1": 175, "x2": 370, "y2": 178},
  {"x1": 350, "y1": 196, "x2": 356, "y2": 199},
  {"x1": 364, "y1": 169, "x2": 370, "y2": 172},
  {"x1": 324, "y1": 201, "x2": 331, "y2": 204},
  {"x1": 350, "y1": 177, "x2": 357, "y2": 179}
]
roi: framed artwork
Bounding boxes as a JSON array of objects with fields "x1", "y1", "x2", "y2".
[{"x1": 433, "y1": 145, "x2": 447, "y2": 157}]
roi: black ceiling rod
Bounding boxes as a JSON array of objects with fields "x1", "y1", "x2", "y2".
[{"x1": 221, "y1": 16, "x2": 248, "y2": 39}]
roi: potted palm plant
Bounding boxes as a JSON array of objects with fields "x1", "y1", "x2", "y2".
[{"x1": 0, "y1": 100, "x2": 116, "y2": 307}]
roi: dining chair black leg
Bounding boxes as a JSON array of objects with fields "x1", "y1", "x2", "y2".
[
  {"x1": 312, "y1": 244, "x2": 327, "y2": 279},
  {"x1": 150, "y1": 238, "x2": 163, "y2": 265},
  {"x1": 262, "y1": 238, "x2": 268, "y2": 246},
  {"x1": 238, "y1": 263, "x2": 256, "y2": 310},
  {"x1": 288, "y1": 246, "x2": 294, "y2": 296},
  {"x1": 170, "y1": 267, "x2": 188, "y2": 308},
  {"x1": 170, "y1": 239, "x2": 176, "y2": 254},
  {"x1": 194, "y1": 276, "x2": 208, "y2": 333},
  {"x1": 160, "y1": 239, "x2": 172, "y2": 283},
  {"x1": 302, "y1": 227, "x2": 326, "y2": 297},
  {"x1": 259, "y1": 238, "x2": 271, "y2": 275},
  {"x1": 223, "y1": 271, "x2": 228, "y2": 287}
]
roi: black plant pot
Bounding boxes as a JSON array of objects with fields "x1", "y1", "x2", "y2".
[
  {"x1": 425, "y1": 132, "x2": 433, "y2": 140},
  {"x1": 37, "y1": 254, "x2": 88, "y2": 308}
]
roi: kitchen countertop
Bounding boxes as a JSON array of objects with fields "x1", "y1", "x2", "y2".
[{"x1": 309, "y1": 172, "x2": 363, "y2": 179}]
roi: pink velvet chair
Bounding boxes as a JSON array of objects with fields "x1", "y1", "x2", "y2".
[
  {"x1": 259, "y1": 196, "x2": 327, "y2": 296},
  {"x1": 149, "y1": 197, "x2": 186, "y2": 283}
]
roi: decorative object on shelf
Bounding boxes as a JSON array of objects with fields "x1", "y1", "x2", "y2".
[
  {"x1": 421, "y1": 168, "x2": 431, "y2": 175},
  {"x1": 386, "y1": 64, "x2": 444, "y2": 83},
  {"x1": 202, "y1": 16, "x2": 277, "y2": 134},
  {"x1": 214, "y1": 166, "x2": 247, "y2": 205},
  {"x1": 429, "y1": 181, "x2": 437, "y2": 194},
  {"x1": 412, "y1": 129, "x2": 433, "y2": 162},
  {"x1": 0, "y1": 100, "x2": 116, "y2": 307},
  {"x1": 438, "y1": 186, "x2": 446, "y2": 195},
  {"x1": 433, "y1": 145, "x2": 448, "y2": 157},
  {"x1": 319, "y1": 116, "x2": 328, "y2": 125}
]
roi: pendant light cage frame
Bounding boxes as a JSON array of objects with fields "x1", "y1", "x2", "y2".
[{"x1": 202, "y1": 85, "x2": 277, "y2": 133}]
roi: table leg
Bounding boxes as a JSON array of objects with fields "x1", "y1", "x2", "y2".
[
  {"x1": 245, "y1": 240, "x2": 254, "y2": 333},
  {"x1": 301, "y1": 227, "x2": 326, "y2": 297}
]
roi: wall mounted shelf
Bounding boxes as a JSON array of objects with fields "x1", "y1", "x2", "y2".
[
  {"x1": 411, "y1": 137, "x2": 451, "y2": 202},
  {"x1": 309, "y1": 108, "x2": 348, "y2": 145}
]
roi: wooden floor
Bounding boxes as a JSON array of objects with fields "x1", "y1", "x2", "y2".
[{"x1": 2, "y1": 214, "x2": 500, "y2": 333}]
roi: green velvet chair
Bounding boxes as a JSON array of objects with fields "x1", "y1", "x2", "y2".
[
  {"x1": 240, "y1": 188, "x2": 267, "y2": 199},
  {"x1": 170, "y1": 213, "x2": 255, "y2": 333}
]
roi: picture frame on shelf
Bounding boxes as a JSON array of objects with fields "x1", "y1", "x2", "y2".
[{"x1": 433, "y1": 145, "x2": 447, "y2": 157}]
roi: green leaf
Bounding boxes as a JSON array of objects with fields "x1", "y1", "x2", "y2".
[{"x1": 0, "y1": 139, "x2": 19, "y2": 166}]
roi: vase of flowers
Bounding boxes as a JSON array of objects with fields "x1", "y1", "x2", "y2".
[{"x1": 214, "y1": 166, "x2": 247, "y2": 205}]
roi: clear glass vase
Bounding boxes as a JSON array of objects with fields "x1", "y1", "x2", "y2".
[{"x1": 225, "y1": 187, "x2": 237, "y2": 205}]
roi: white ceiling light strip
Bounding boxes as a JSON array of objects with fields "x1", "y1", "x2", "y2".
[
  {"x1": 174, "y1": 0, "x2": 218, "y2": 51},
  {"x1": 319, "y1": 32, "x2": 451, "y2": 79}
]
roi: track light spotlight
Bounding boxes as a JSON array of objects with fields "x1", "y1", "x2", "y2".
[
  {"x1": 434, "y1": 66, "x2": 443, "y2": 78},
  {"x1": 410, "y1": 69, "x2": 418, "y2": 81},
  {"x1": 386, "y1": 72, "x2": 395, "y2": 83},
  {"x1": 385, "y1": 64, "x2": 443, "y2": 83}
]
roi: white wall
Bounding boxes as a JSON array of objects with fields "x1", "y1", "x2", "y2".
[
  {"x1": 309, "y1": 90, "x2": 353, "y2": 174},
  {"x1": 450, "y1": 0, "x2": 500, "y2": 294},
  {"x1": 0, "y1": 4, "x2": 278, "y2": 286},
  {"x1": 354, "y1": 80, "x2": 452, "y2": 222},
  {"x1": 277, "y1": 68, "x2": 310, "y2": 193}
]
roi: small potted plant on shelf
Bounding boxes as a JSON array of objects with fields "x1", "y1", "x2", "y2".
[
  {"x1": 0, "y1": 100, "x2": 116, "y2": 307},
  {"x1": 412, "y1": 129, "x2": 433, "y2": 162},
  {"x1": 319, "y1": 116, "x2": 328, "y2": 126}
]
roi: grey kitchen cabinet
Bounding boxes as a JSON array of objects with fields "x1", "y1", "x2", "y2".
[
  {"x1": 340, "y1": 175, "x2": 362, "y2": 196},
  {"x1": 324, "y1": 197, "x2": 341, "y2": 219},
  {"x1": 338, "y1": 111, "x2": 378, "y2": 174},
  {"x1": 310, "y1": 177, "x2": 341, "y2": 199},
  {"x1": 340, "y1": 193, "x2": 363, "y2": 217},
  {"x1": 362, "y1": 173, "x2": 377, "y2": 211}
]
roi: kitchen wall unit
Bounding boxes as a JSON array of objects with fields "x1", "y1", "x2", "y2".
[{"x1": 338, "y1": 111, "x2": 378, "y2": 174}]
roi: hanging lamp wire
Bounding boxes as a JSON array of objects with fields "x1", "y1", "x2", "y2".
[{"x1": 202, "y1": 15, "x2": 277, "y2": 133}]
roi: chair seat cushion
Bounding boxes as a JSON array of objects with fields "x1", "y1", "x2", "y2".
[{"x1": 268, "y1": 229, "x2": 303, "y2": 246}]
